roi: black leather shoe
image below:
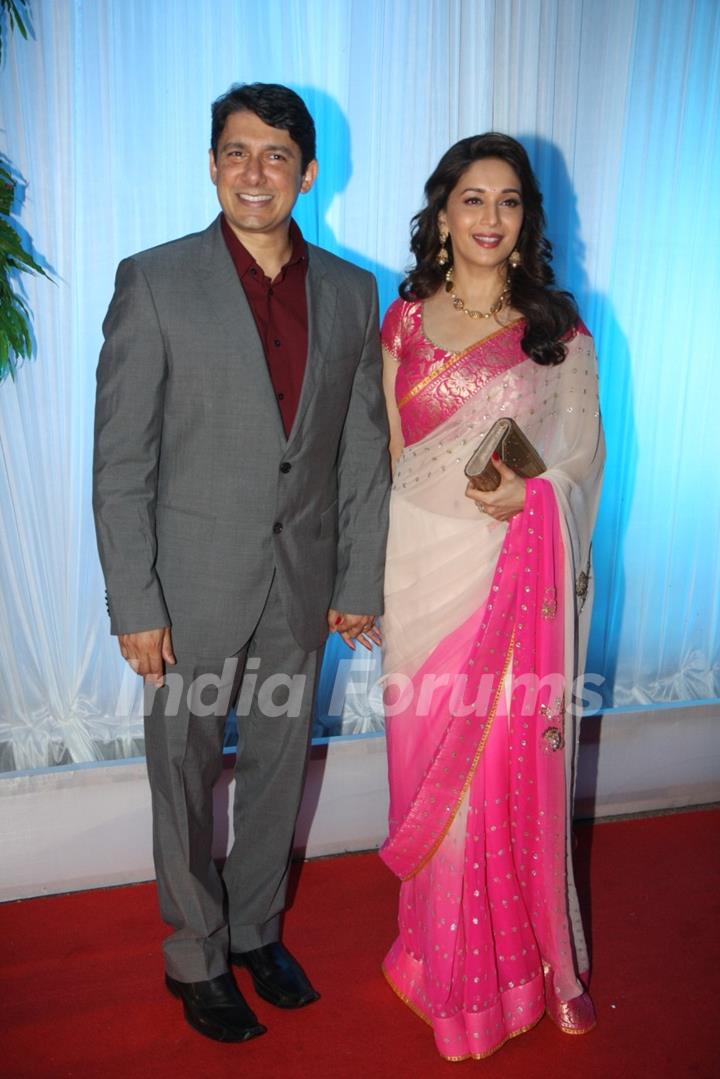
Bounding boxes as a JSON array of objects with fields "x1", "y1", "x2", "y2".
[
  {"x1": 165, "y1": 972, "x2": 267, "y2": 1042},
  {"x1": 231, "y1": 942, "x2": 320, "y2": 1009}
]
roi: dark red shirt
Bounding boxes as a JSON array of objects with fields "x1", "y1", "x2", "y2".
[{"x1": 221, "y1": 214, "x2": 308, "y2": 436}]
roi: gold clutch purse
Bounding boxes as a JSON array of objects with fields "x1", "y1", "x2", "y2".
[{"x1": 464, "y1": 418, "x2": 546, "y2": 492}]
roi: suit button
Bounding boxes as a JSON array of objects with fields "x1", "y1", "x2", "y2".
[
  {"x1": 279, "y1": 462, "x2": 291, "y2": 474},
  {"x1": 273, "y1": 522, "x2": 283, "y2": 534}
]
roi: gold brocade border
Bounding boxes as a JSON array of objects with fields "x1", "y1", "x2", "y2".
[
  {"x1": 397, "y1": 344, "x2": 476, "y2": 409},
  {"x1": 554, "y1": 1019, "x2": 598, "y2": 1036},
  {"x1": 419, "y1": 314, "x2": 525, "y2": 360},
  {"x1": 468, "y1": 1014, "x2": 544, "y2": 1061},
  {"x1": 399, "y1": 632, "x2": 515, "y2": 882},
  {"x1": 398, "y1": 317, "x2": 524, "y2": 409},
  {"x1": 382, "y1": 963, "x2": 544, "y2": 1062},
  {"x1": 382, "y1": 964, "x2": 434, "y2": 1030}
]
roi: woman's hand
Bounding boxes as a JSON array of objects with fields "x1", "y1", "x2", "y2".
[
  {"x1": 327, "y1": 609, "x2": 382, "y2": 651},
  {"x1": 465, "y1": 455, "x2": 526, "y2": 522}
]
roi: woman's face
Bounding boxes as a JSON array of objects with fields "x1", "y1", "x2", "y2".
[{"x1": 438, "y1": 157, "x2": 524, "y2": 275}]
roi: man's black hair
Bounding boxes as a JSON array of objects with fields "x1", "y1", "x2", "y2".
[{"x1": 211, "y1": 83, "x2": 316, "y2": 171}]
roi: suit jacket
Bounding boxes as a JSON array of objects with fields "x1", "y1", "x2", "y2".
[{"x1": 93, "y1": 216, "x2": 390, "y2": 657}]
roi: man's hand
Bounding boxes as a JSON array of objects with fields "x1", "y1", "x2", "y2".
[
  {"x1": 327, "y1": 609, "x2": 382, "y2": 652},
  {"x1": 119, "y1": 626, "x2": 176, "y2": 687}
]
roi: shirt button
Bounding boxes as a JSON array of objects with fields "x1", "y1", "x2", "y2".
[
  {"x1": 272, "y1": 522, "x2": 283, "y2": 534},
  {"x1": 274, "y1": 339, "x2": 281, "y2": 347},
  {"x1": 250, "y1": 268, "x2": 257, "y2": 275},
  {"x1": 277, "y1": 392, "x2": 285, "y2": 401},
  {"x1": 279, "y1": 462, "x2": 292, "y2": 474}
]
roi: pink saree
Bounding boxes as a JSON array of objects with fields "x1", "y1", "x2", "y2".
[{"x1": 380, "y1": 299, "x2": 605, "y2": 1061}]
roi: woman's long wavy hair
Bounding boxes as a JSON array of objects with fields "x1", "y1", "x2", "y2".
[{"x1": 400, "y1": 133, "x2": 577, "y2": 365}]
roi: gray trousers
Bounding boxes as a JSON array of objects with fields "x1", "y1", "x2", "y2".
[{"x1": 143, "y1": 575, "x2": 321, "y2": 982}]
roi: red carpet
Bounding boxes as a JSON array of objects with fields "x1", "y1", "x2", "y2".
[{"x1": 1, "y1": 808, "x2": 717, "y2": 1078}]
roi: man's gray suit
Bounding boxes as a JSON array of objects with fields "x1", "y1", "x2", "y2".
[{"x1": 93, "y1": 215, "x2": 389, "y2": 980}]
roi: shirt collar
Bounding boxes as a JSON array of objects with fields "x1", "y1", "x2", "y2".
[{"x1": 221, "y1": 214, "x2": 307, "y2": 280}]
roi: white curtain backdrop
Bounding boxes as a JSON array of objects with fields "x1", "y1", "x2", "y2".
[{"x1": 1, "y1": 0, "x2": 718, "y2": 769}]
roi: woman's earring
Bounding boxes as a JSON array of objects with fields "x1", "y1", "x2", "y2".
[
  {"x1": 509, "y1": 249, "x2": 522, "y2": 268},
  {"x1": 436, "y1": 233, "x2": 449, "y2": 266}
]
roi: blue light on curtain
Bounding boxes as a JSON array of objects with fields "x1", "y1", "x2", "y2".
[{"x1": 1, "y1": 0, "x2": 718, "y2": 769}]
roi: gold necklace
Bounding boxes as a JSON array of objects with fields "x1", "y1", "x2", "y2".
[{"x1": 444, "y1": 267, "x2": 510, "y2": 320}]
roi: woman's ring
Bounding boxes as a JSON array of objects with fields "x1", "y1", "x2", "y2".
[{"x1": 476, "y1": 502, "x2": 486, "y2": 513}]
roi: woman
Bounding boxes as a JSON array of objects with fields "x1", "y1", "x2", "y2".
[{"x1": 379, "y1": 133, "x2": 604, "y2": 1061}]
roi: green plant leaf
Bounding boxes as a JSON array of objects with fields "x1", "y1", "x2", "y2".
[
  {"x1": 0, "y1": 179, "x2": 14, "y2": 215},
  {"x1": 10, "y1": 0, "x2": 30, "y2": 38},
  {"x1": 0, "y1": 1, "x2": 30, "y2": 64},
  {"x1": 1, "y1": 0, "x2": 29, "y2": 39},
  {"x1": 0, "y1": 219, "x2": 49, "y2": 277},
  {"x1": 0, "y1": 3, "x2": 40, "y2": 378}
]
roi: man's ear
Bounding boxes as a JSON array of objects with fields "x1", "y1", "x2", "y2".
[
  {"x1": 300, "y1": 159, "x2": 319, "y2": 194},
  {"x1": 208, "y1": 148, "x2": 218, "y2": 186}
]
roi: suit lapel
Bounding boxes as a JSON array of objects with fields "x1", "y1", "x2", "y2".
[
  {"x1": 286, "y1": 247, "x2": 338, "y2": 450},
  {"x1": 193, "y1": 221, "x2": 338, "y2": 452},
  {"x1": 195, "y1": 218, "x2": 286, "y2": 446}
]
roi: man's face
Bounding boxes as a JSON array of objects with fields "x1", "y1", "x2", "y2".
[{"x1": 209, "y1": 110, "x2": 317, "y2": 244}]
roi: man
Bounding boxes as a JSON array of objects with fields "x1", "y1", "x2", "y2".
[{"x1": 93, "y1": 83, "x2": 389, "y2": 1043}]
